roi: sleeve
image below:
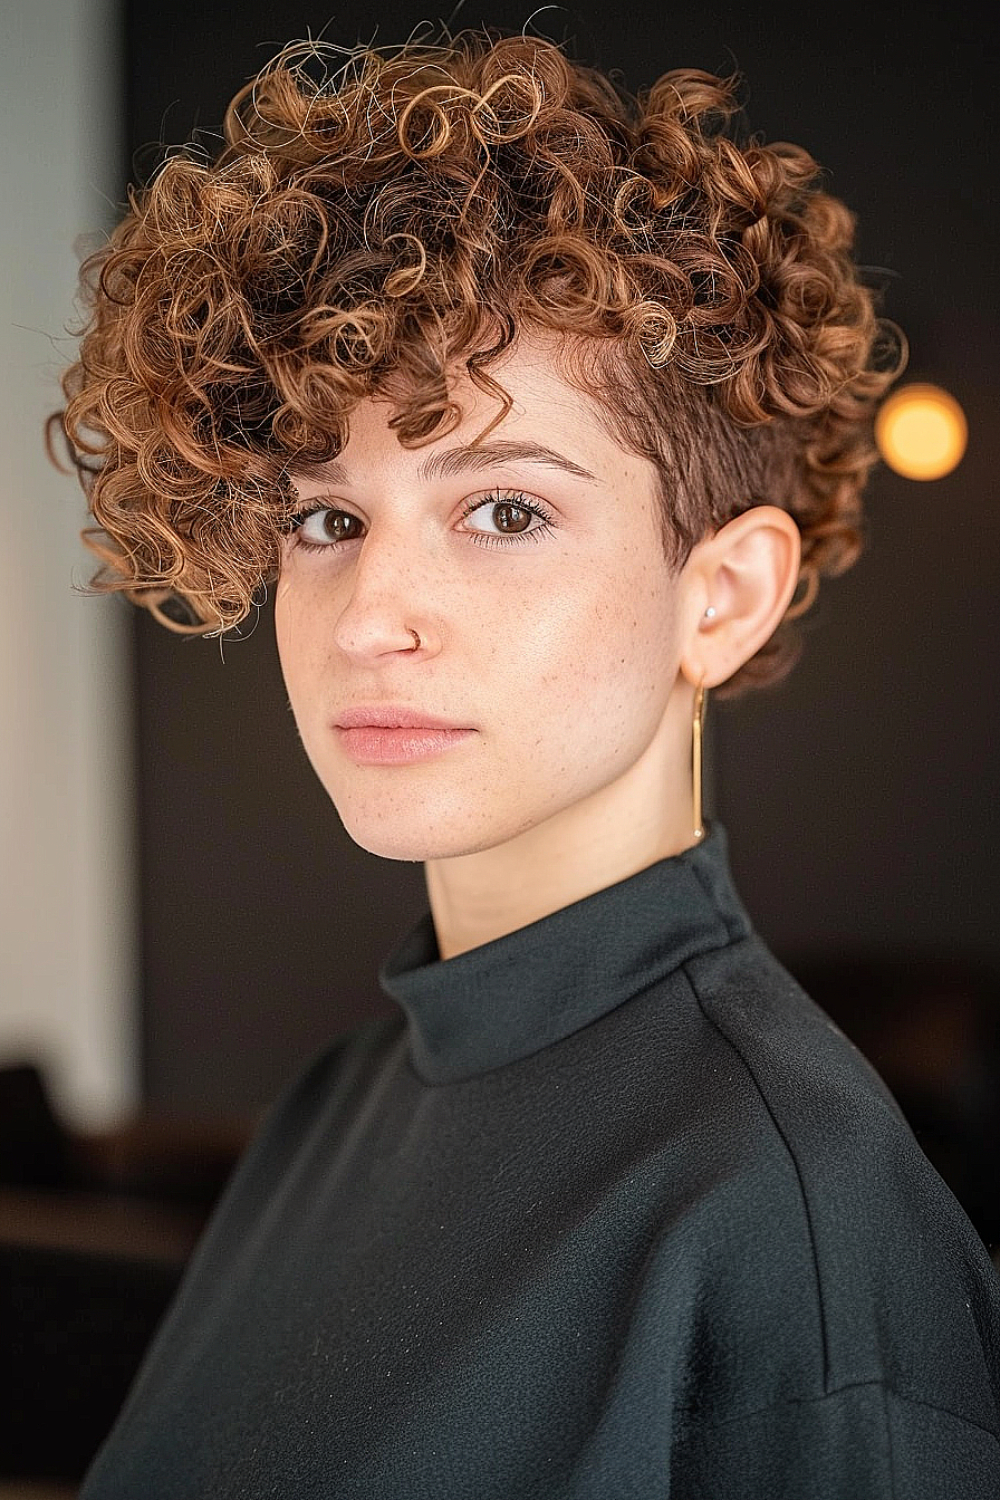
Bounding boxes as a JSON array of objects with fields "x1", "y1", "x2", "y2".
[{"x1": 670, "y1": 1381, "x2": 1000, "y2": 1500}]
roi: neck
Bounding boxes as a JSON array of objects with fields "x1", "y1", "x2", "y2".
[{"x1": 424, "y1": 736, "x2": 699, "y2": 960}]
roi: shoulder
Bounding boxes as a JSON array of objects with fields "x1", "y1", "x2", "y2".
[
  {"x1": 672, "y1": 934, "x2": 1000, "y2": 1433},
  {"x1": 182, "y1": 1010, "x2": 405, "y2": 1255},
  {"x1": 235, "y1": 1009, "x2": 406, "y2": 1176}
]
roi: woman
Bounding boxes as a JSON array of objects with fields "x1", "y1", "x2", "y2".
[{"x1": 57, "y1": 26, "x2": 1000, "y2": 1497}]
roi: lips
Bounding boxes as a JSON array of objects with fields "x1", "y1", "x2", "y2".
[
  {"x1": 334, "y1": 712, "x2": 476, "y2": 767},
  {"x1": 335, "y1": 704, "x2": 469, "y2": 731}
]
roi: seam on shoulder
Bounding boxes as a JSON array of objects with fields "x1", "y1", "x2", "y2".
[
  {"x1": 702, "y1": 1376, "x2": 883, "y2": 1430},
  {"x1": 882, "y1": 1384, "x2": 1000, "y2": 1444},
  {"x1": 702, "y1": 1377, "x2": 1000, "y2": 1446},
  {"x1": 680, "y1": 959, "x2": 831, "y2": 1393}
]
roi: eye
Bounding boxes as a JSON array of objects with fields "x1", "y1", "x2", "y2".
[
  {"x1": 288, "y1": 507, "x2": 365, "y2": 551},
  {"x1": 459, "y1": 489, "x2": 554, "y2": 547}
]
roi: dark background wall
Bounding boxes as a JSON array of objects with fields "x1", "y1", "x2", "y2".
[{"x1": 123, "y1": 0, "x2": 999, "y2": 1119}]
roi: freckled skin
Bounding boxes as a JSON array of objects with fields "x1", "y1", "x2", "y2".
[{"x1": 274, "y1": 335, "x2": 709, "y2": 954}]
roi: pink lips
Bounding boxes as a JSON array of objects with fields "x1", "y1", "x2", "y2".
[{"x1": 334, "y1": 705, "x2": 475, "y2": 765}]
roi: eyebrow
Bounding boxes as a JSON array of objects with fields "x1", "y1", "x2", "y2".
[{"x1": 302, "y1": 440, "x2": 601, "y2": 488}]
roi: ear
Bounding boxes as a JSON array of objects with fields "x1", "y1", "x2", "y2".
[{"x1": 678, "y1": 506, "x2": 802, "y2": 691}]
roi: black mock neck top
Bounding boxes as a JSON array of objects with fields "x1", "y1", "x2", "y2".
[
  {"x1": 382, "y1": 817, "x2": 752, "y2": 1083},
  {"x1": 81, "y1": 820, "x2": 1000, "y2": 1498}
]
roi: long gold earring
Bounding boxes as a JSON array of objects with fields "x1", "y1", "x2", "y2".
[{"x1": 693, "y1": 676, "x2": 708, "y2": 841}]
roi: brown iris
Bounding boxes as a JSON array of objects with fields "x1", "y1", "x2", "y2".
[
  {"x1": 493, "y1": 502, "x2": 532, "y2": 533},
  {"x1": 322, "y1": 511, "x2": 363, "y2": 542}
]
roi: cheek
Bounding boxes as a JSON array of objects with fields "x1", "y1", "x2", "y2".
[
  {"x1": 273, "y1": 576, "x2": 326, "y2": 713},
  {"x1": 272, "y1": 580, "x2": 298, "y2": 687},
  {"x1": 497, "y1": 555, "x2": 677, "y2": 730}
]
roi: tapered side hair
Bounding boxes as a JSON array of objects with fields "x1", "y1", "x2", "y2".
[{"x1": 53, "y1": 25, "x2": 903, "y2": 696}]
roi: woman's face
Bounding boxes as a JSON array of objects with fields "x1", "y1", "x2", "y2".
[{"x1": 274, "y1": 335, "x2": 690, "y2": 862}]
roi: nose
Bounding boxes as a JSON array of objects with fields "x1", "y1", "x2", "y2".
[{"x1": 332, "y1": 521, "x2": 438, "y2": 661}]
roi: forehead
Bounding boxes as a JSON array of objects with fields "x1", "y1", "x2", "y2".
[{"x1": 311, "y1": 330, "x2": 648, "y2": 489}]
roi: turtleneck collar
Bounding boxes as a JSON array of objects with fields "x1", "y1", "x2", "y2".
[{"x1": 377, "y1": 819, "x2": 753, "y2": 1085}]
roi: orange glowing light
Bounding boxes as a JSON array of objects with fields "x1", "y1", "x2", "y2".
[{"x1": 875, "y1": 382, "x2": 968, "y2": 481}]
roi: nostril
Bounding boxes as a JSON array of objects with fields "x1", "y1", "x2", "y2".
[{"x1": 333, "y1": 609, "x2": 432, "y2": 660}]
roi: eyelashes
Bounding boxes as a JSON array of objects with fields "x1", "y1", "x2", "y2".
[
  {"x1": 458, "y1": 489, "x2": 555, "y2": 548},
  {"x1": 286, "y1": 487, "x2": 556, "y2": 554},
  {"x1": 287, "y1": 508, "x2": 364, "y2": 550}
]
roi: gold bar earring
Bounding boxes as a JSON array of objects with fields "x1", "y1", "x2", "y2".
[{"x1": 693, "y1": 678, "x2": 708, "y2": 841}]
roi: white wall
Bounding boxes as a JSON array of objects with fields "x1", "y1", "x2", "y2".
[{"x1": 0, "y1": 0, "x2": 138, "y2": 1127}]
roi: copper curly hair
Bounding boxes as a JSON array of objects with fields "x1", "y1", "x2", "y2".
[{"x1": 53, "y1": 25, "x2": 903, "y2": 698}]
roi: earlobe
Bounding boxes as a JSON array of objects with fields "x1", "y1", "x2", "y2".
[{"x1": 679, "y1": 505, "x2": 802, "y2": 690}]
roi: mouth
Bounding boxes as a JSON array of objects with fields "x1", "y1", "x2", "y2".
[
  {"x1": 335, "y1": 704, "x2": 469, "y2": 731},
  {"x1": 333, "y1": 705, "x2": 475, "y2": 765}
]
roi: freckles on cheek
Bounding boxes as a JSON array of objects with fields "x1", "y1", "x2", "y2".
[{"x1": 275, "y1": 587, "x2": 324, "y2": 705}]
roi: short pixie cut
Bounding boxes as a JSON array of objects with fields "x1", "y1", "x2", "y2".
[{"x1": 56, "y1": 27, "x2": 901, "y2": 697}]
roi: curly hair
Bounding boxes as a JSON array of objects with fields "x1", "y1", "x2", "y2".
[{"x1": 53, "y1": 25, "x2": 903, "y2": 697}]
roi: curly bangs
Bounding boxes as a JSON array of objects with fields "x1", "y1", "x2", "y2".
[{"x1": 54, "y1": 25, "x2": 902, "y2": 697}]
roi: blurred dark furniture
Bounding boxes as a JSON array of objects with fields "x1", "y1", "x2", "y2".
[{"x1": 0, "y1": 1064, "x2": 250, "y2": 1488}]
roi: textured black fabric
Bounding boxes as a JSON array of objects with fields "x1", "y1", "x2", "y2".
[{"x1": 80, "y1": 821, "x2": 1000, "y2": 1497}]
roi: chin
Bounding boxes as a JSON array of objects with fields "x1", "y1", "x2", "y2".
[
  {"x1": 330, "y1": 789, "x2": 542, "y2": 864},
  {"x1": 339, "y1": 820, "x2": 458, "y2": 863},
  {"x1": 331, "y1": 800, "x2": 472, "y2": 864}
]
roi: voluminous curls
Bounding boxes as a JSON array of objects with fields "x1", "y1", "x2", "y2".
[{"x1": 54, "y1": 27, "x2": 903, "y2": 696}]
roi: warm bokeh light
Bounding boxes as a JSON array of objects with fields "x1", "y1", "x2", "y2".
[{"x1": 875, "y1": 382, "x2": 968, "y2": 480}]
